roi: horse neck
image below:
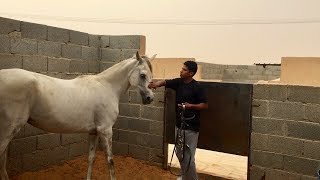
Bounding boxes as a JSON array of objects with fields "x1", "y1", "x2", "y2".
[{"x1": 95, "y1": 58, "x2": 137, "y2": 98}]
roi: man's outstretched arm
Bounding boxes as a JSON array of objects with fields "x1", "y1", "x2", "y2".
[{"x1": 148, "y1": 80, "x2": 166, "y2": 89}]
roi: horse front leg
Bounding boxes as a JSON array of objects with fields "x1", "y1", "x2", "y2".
[
  {"x1": 99, "y1": 128, "x2": 116, "y2": 180},
  {"x1": 86, "y1": 133, "x2": 98, "y2": 180}
]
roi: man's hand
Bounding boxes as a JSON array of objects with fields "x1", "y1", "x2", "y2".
[
  {"x1": 148, "y1": 80, "x2": 166, "y2": 89},
  {"x1": 178, "y1": 102, "x2": 192, "y2": 110},
  {"x1": 148, "y1": 82, "x2": 157, "y2": 89},
  {"x1": 178, "y1": 102, "x2": 208, "y2": 110}
]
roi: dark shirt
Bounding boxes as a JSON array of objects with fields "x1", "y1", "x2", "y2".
[{"x1": 165, "y1": 78, "x2": 207, "y2": 132}]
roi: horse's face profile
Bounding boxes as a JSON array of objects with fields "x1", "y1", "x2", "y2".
[{"x1": 129, "y1": 52, "x2": 156, "y2": 104}]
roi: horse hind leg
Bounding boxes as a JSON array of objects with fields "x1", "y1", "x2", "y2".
[
  {"x1": 0, "y1": 124, "x2": 22, "y2": 180},
  {"x1": 0, "y1": 105, "x2": 29, "y2": 180},
  {"x1": 99, "y1": 128, "x2": 116, "y2": 180},
  {"x1": 0, "y1": 121, "x2": 25, "y2": 180},
  {"x1": 86, "y1": 133, "x2": 98, "y2": 180}
]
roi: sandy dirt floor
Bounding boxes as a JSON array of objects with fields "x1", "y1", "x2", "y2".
[{"x1": 10, "y1": 151, "x2": 177, "y2": 180}]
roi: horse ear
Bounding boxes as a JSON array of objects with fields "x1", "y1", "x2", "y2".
[
  {"x1": 136, "y1": 51, "x2": 142, "y2": 61},
  {"x1": 149, "y1": 54, "x2": 157, "y2": 62}
]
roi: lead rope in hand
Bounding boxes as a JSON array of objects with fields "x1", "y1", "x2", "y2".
[{"x1": 169, "y1": 104, "x2": 192, "y2": 176}]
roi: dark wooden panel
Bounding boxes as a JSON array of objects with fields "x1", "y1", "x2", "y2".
[{"x1": 164, "y1": 82, "x2": 252, "y2": 156}]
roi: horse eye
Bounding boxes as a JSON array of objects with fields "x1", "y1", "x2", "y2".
[{"x1": 140, "y1": 74, "x2": 146, "y2": 79}]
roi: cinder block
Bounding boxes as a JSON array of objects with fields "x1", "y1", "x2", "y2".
[
  {"x1": 249, "y1": 165, "x2": 265, "y2": 180},
  {"x1": 0, "y1": 35, "x2": 11, "y2": 53},
  {"x1": 288, "y1": 86, "x2": 320, "y2": 104},
  {"x1": 121, "y1": 49, "x2": 138, "y2": 60},
  {"x1": 100, "y1": 62, "x2": 115, "y2": 71},
  {"x1": 61, "y1": 133, "x2": 88, "y2": 145},
  {"x1": 150, "y1": 92, "x2": 165, "y2": 107},
  {"x1": 69, "y1": 60, "x2": 88, "y2": 73},
  {"x1": 128, "y1": 118, "x2": 150, "y2": 133},
  {"x1": 127, "y1": 131, "x2": 150, "y2": 146},
  {"x1": 48, "y1": 26, "x2": 69, "y2": 43},
  {"x1": 263, "y1": 70, "x2": 273, "y2": 75},
  {"x1": 100, "y1": 35, "x2": 110, "y2": 48},
  {"x1": 61, "y1": 44, "x2": 82, "y2": 59},
  {"x1": 119, "y1": 92, "x2": 129, "y2": 103},
  {"x1": 0, "y1": 54, "x2": 22, "y2": 69},
  {"x1": 141, "y1": 106, "x2": 164, "y2": 121},
  {"x1": 7, "y1": 157, "x2": 23, "y2": 175},
  {"x1": 265, "y1": 168, "x2": 300, "y2": 180},
  {"x1": 150, "y1": 121, "x2": 163, "y2": 136},
  {"x1": 22, "y1": 146, "x2": 69, "y2": 171},
  {"x1": 0, "y1": 17, "x2": 20, "y2": 34},
  {"x1": 109, "y1": 35, "x2": 141, "y2": 49},
  {"x1": 149, "y1": 148, "x2": 163, "y2": 163},
  {"x1": 112, "y1": 141, "x2": 129, "y2": 155},
  {"x1": 128, "y1": 144, "x2": 149, "y2": 161},
  {"x1": 286, "y1": 121, "x2": 320, "y2": 141},
  {"x1": 9, "y1": 136, "x2": 37, "y2": 157},
  {"x1": 283, "y1": 155, "x2": 319, "y2": 176},
  {"x1": 24, "y1": 124, "x2": 46, "y2": 137},
  {"x1": 89, "y1": 34, "x2": 100, "y2": 47},
  {"x1": 305, "y1": 104, "x2": 320, "y2": 124},
  {"x1": 252, "y1": 117, "x2": 286, "y2": 135},
  {"x1": 68, "y1": 141, "x2": 89, "y2": 158},
  {"x1": 38, "y1": 40, "x2": 61, "y2": 57},
  {"x1": 37, "y1": 133, "x2": 61, "y2": 150},
  {"x1": 48, "y1": 57, "x2": 70, "y2": 72},
  {"x1": 250, "y1": 150, "x2": 283, "y2": 169},
  {"x1": 112, "y1": 128, "x2": 119, "y2": 141},
  {"x1": 114, "y1": 116, "x2": 131, "y2": 130},
  {"x1": 119, "y1": 103, "x2": 140, "y2": 117},
  {"x1": 69, "y1": 30, "x2": 88, "y2": 45},
  {"x1": 269, "y1": 101, "x2": 304, "y2": 121},
  {"x1": 267, "y1": 75, "x2": 280, "y2": 80},
  {"x1": 118, "y1": 130, "x2": 130, "y2": 144},
  {"x1": 148, "y1": 134, "x2": 162, "y2": 149},
  {"x1": 129, "y1": 90, "x2": 142, "y2": 104},
  {"x1": 23, "y1": 55, "x2": 47, "y2": 72},
  {"x1": 82, "y1": 46, "x2": 100, "y2": 60},
  {"x1": 303, "y1": 140, "x2": 320, "y2": 160},
  {"x1": 250, "y1": 133, "x2": 269, "y2": 151},
  {"x1": 272, "y1": 70, "x2": 281, "y2": 76},
  {"x1": 252, "y1": 100, "x2": 268, "y2": 118},
  {"x1": 267, "y1": 135, "x2": 304, "y2": 157},
  {"x1": 253, "y1": 84, "x2": 287, "y2": 101},
  {"x1": 11, "y1": 38, "x2": 37, "y2": 55},
  {"x1": 252, "y1": 70, "x2": 263, "y2": 75},
  {"x1": 88, "y1": 60, "x2": 100, "y2": 73},
  {"x1": 21, "y1": 22, "x2": 47, "y2": 40},
  {"x1": 101, "y1": 48, "x2": 122, "y2": 62}
]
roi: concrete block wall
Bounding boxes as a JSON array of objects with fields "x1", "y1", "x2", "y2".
[
  {"x1": 0, "y1": 16, "x2": 147, "y2": 174},
  {"x1": 200, "y1": 62, "x2": 281, "y2": 83},
  {"x1": 250, "y1": 83, "x2": 320, "y2": 179},
  {"x1": 113, "y1": 85, "x2": 166, "y2": 165}
]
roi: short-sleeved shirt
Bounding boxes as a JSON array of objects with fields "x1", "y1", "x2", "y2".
[{"x1": 165, "y1": 78, "x2": 207, "y2": 132}]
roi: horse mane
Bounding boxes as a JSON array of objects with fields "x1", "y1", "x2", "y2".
[{"x1": 141, "y1": 55, "x2": 153, "y2": 73}]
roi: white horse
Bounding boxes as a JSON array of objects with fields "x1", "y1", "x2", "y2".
[{"x1": 0, "y1": 52, "x2": 156, "y2": 180}]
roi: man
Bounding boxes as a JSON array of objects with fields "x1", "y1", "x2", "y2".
[{"x1": 148, "y1": 60, "x2": 208, "y2": 180}]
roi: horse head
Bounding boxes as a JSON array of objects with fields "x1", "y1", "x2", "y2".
[{"x1": 129, "y1": 51, "x2": 156, "y2": 104}]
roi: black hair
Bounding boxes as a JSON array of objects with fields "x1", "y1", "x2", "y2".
[{"x1": 184, "y1": 61, "x2": 198, "y2": 76}]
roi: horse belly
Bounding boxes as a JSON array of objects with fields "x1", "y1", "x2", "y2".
[
  {"x1": 29, "y1": 108, "x2": 96, "y2": 133},
  {"x1": 30, "y1": 83, "x2": 97, "y2": 133}
]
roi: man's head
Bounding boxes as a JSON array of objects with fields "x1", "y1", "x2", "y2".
[{"x1": 180, "y1": 60, "x2": 198, "y2": 79}]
